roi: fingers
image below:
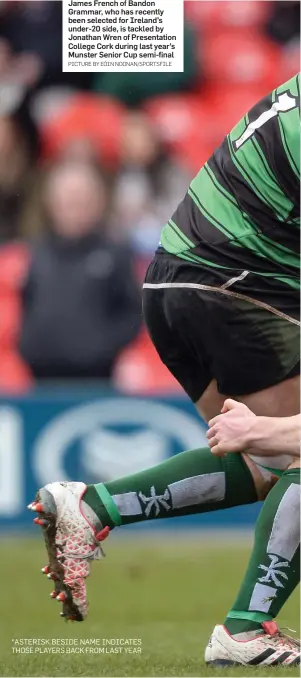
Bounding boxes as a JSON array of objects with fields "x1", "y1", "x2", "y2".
[
  {"x1": 208, "y1": 414, "x2": 221, "y2": 428},
  {"x1": 207, "y1": 430, "x2": 225, "y2": 456},
  {"x1": 221, "y1": 398, "x2": 239, "y2": 414},
  {"x1": 209, "y1": 400, "x2": 241, "y2": 424},
  {"x1": 207, "y1": 433, "x2": 217, "y2": 448},
  {"x1": 220, "y1": 401, "x2": 230, "y2": 414},
  {"x1": 210, "y1": 443, "x2": 226, "y2": 457},
  {"x1": 206, "y1": 426, "x2": 217, "y2": 440}
]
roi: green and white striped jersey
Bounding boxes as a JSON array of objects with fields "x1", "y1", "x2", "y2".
[{"x1": 160, "y1": 74, "x2": 300, "y2": 291}]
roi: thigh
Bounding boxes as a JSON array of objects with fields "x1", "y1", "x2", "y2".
[
  {"x1": 143, "y1": 280, "x2": 212, "y2": 403},
  {"x1": 238, "y1": 374, "x2": 300, "y2": 417},
  {"x1": 194, "y1": 378, "x2": 227, "y2": 422},
  {"x1": 201, "y1": 290, "x2": 300, "y2": 397}
]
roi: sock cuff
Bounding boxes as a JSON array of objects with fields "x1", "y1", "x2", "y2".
[
  {"x1": 282, "y1": 468, "x2": 300, "y2": 480},
  {"x1": 94, "y1": 483, "x2": 122, "y2": 526},
  {"x1": 227, "y1": 610, "x2": 273, "y2": 623}
]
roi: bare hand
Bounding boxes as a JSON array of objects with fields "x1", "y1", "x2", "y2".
[{"x1": 206, "y1": 399, "x2": 257, "y2": 456}]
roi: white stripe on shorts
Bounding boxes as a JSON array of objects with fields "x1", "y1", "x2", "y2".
[{"x1": 143, "y1": 282, "x2": 300, "y2": 326}]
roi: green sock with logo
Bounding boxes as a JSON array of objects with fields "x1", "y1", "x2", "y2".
[
  {"x1": 83, "y1": 446, "x2": 257, "y2": 529},
  {"x1": 225, "y1": 468, "x2": 300, "y2": 636}
]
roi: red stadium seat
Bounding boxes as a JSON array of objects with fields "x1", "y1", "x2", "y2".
[
  {"x1": 203, "y1": 29, "x2": 282, "y2": 88},
  {"x1": 218, "y1": 1, "x2": 271, "y2": 29},
  {"x1": 0, "y1": 243, "x2": 33, "y2": 392},
  {"x1": 0, "y1": 242, "x2": 29, "y2": 291},
  {"x1": 115, "y1": 328, "x2": 181, "y2": 395},
  {"x1": 144, "y1": 93, "x2": 223, "y2": 172},
  {"x1": 0, "y1": 292, "x2": 20, "y2": 349},
  {"x1": 145, "y1": 94, "x2": 202, "y2": 145},
  {"x1": 0, "y1": 350, "x2": 32, "y2": 394},
  {"x1": 39, "y1": 94, "x2": 126, "y2": 168},
  {"x1": 145, "y1": 93, "x2": 220, "y2": 148},
  {"x1": 0, "y1": 243, "x2": 30, "y2": 350},
  {"x1": 170, "y1": 83, "x2": 270, "y2": 172},
  {"x1": 144, "y1": 83, "x2": 270, "y2": 173},
  {"x1": 185, "y1": 1, "x2": 270, "y2": 32},
  {"x1": 203, "y1": 83, "x2": 273, "y2": 134},
  {"x1": 185, "y1": 1, "x2": 222, "y2": 30},
  {"x1": 174, "y1": 139, "x2": 216, "y2": 174}
]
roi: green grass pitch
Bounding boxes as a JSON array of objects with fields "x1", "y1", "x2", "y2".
[{"x1": 1, "y1": 532, "x2": 299, "y2": 677}]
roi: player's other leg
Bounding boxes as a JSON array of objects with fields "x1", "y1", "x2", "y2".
[
  {"x1": 205, "y1": 465, "x2": 300, "y2": 666},
  {"x1": 195, "y1": 346, "x2": 300, "y2": 663},
  {"x1": 193, "y1": 376, "x2": 301, "y2": 664}
]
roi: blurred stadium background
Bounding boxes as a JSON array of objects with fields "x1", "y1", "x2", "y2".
[{"x1": 0, "y1": 2, "x2": 300, "y2": 676}]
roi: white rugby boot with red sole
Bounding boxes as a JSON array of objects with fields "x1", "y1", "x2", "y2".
[{"x1": 28, "y1": 481, "x2": 109, "y2": 621}]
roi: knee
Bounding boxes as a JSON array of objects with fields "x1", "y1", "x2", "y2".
[{"x1": 242, "y1": 453, "x2": 278, "y2": 500}]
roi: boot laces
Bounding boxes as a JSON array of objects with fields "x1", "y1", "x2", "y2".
[{"x1": 272, "y1": 628, "x2": 300, "y2": 651}]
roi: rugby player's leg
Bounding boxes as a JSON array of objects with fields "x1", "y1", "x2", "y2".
[
  {"x1": 30, "y1": 385, "x2": 262, "y2": 621},
  {"x1": 237, "y1": 374, "x2": 300, "y2": 417},
  {"x1": 30, "y1": 382, "x2": 261, "y2": 621},
  {"x1": 217, "y1": 467, "x2": 300, "y2": 647},
  {"x1": 28, "y1": 284, "x2": 263, "y2": 621},
  {"x1": 207, "y1": 377, "x2": 300, "y2": 638},
  {"x1": 30, "y1": 440, "x2": 259, "y2": 620},
  {"x1": 201, "y1": 382, "x2": 300, "y2": 656},
  {"x1": 196, "y1": 373, "x2": 300, "y2": 640}
]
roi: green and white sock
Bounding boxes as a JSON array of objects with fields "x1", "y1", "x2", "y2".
[
  {"x1": 83, "y1": 446, "x2": 257, "y2": 528},
  {"x1": 225, "y1": 468, "x2": 300, "y2": 637}
]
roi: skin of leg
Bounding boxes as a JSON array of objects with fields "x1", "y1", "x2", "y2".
[
  {"x1": 237, "y1": 374, "x2": 300, "y2": 417},
  {"x1": 195, "y1": 375, "x2": 300, "y2": 499},
  {"x1": 237, "y1": 374, "x2": 300, "y2": 474}
]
